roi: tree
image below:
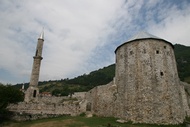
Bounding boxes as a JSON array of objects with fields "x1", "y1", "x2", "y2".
[{"x1": 0, "y1": 84, "x2": 24, "y2": 112}]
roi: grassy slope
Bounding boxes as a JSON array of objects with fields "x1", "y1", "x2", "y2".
[{"x1": 1, "y1": 116, "x2": 186, "y2": 127}]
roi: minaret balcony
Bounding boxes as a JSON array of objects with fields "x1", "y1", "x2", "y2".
[{"x1": 33, "y1": 56, "x2": 43, "y2": 60}]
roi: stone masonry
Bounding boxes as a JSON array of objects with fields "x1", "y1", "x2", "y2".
[
  {"x1": 115, "y1": 38, "x2": 184, "y2": 124},
  {"x1": 8, "y1": 92, "x2": 87, "y2": 121}
]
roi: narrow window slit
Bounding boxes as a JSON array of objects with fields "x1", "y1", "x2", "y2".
[
  {"x1": 33, "y1": 90, "x2": 37, "y2": 97},
  {"x1": 130, "y1": 51, "x2": 133, "y2": 55},
  {"x1": 35, "y1": 50, "x2": 38, "y2": 56}
]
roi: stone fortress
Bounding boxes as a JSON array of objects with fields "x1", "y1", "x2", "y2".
[{"x1": 8, "y1": 31, "x2": 190, "y2": 125}]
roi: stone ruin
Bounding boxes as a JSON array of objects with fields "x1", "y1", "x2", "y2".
[
  {"x1": 8, "y1": 32, "x2": 190, "y2": 125},
  {"x1": 8, "y1": 92, "x2": 87, "y2": 121}
]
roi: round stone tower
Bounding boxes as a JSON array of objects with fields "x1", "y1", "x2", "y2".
[{"x1": 115, "y1": 32, "x2": 185, "y2": 124}]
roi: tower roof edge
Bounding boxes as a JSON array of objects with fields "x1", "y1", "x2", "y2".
[
  {"x1": 128, "y1": 31, "x2": 161, "y2": 42},
  {"x1": 115, "y1": 31, "x2": 174, "y2": 53}
]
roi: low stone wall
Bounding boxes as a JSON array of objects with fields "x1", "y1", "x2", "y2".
[
  {"x1": 38, "y1": 96, "x2": 68, "y2": 104},
  {"x1": 7, "y1": 94, "x2": 88, "y2": 121},
  {"x1": 72, "y1": 92, "x2": 86, "y2": 100},
  {"x1": 10, "y1": 112, "x2": 66, "y2": 121},
  {"x1": 8, "y1": 101, "x2": 80, "y2": 116}
]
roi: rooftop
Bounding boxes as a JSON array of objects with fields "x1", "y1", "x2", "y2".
[
  {"x1": 127, "y1": 31, "x2": 161, "y2": 42},
  {"x1": 115, "y1": 31, "x2": 174, "y2": 53}
]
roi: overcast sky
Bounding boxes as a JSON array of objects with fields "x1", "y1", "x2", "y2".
[{"x1": 0, "y1": 0, "x2": 190, "y2": 85}]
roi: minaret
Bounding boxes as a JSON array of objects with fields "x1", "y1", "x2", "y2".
[{"x1": 25, "y1": 30, "x2": 44, "y2": 102}]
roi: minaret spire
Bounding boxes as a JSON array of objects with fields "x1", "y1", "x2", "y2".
[{"x1": 39, "y1": 28, "x2": 44, "y2": 40}]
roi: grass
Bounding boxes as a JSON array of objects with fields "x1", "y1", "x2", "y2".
[{"x1": 1, "y1": 115, "x2": 186, "y2": 127}]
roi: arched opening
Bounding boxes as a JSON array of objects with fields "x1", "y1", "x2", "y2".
[{"x1": 86, "y1": 102, "x2": 91, "y2": 111}]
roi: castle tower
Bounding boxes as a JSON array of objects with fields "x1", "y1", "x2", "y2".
[
  {"x1": 115, "y1": 32, "x2": 185, "y2": 124},
  {"x1": 25, "y1": 30, "x2": 44, "y2": 102}
]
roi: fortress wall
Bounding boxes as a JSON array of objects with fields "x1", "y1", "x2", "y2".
[{"x1": 86, "y1": 81, "x2": 118, "y2": 117}]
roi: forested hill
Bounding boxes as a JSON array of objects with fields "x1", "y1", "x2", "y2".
[
  {"x1": 14, "y1": 44, "x2": 190, "y2": 96},
  {"x1": 174, "y1": 44, "x2": 190, "y2": 82}
]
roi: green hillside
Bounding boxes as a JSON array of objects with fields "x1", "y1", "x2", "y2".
[
  {"x1": 174, "y1": 44, "x2": 190, "y2": 82},
  {"x1": 14, "y1": 44, "x2": 190, "y2": 96}
]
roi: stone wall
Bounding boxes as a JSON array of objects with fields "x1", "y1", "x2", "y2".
[
  {"x1": 85, "y1": 81, "x2": 190, "y2": 125},
  {"x1": 38, "y1": 96, "x2": 68, "y2": 104},
  {"x1": 181, "y1": 81, "x2": 190, "y2": 116},
  {"x1": 8, "y1": 102, "x2": 79, "y2": 116},
  {"x1": 72, "y1": 92, "x2": 86, "y2": 100},
  {"x1": 10, "y1": 113, "x2": 65, "y2": 121},
  {"x1": 8, "y1": 96, "x2": 85, "y2": 118},
  {"x1": 86, "y1": 81, "x2": 119, "y2": 117}
]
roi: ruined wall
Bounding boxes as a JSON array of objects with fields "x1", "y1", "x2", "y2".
[
  {"x1": 72, "y1": 92, "x2": 86, "y2": 100},
  {"x1": 8, "y1": 102, "x2": 79, "y2": 116},
  {"x1": 114, "y1": 39, "x2": 186, "y2": 124},
  {"x1": 38, "y1": 96, "x2": 68, "y2": 104},
  {"x1": 86, "y1": 81, "x2": 118, "y2": 117},
  {"x1": 10, "y1": 113, "x2": 64, "y2": 121},
  {"x1": 8, "y1": 96, "x2": 86, "y2": 119}
]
